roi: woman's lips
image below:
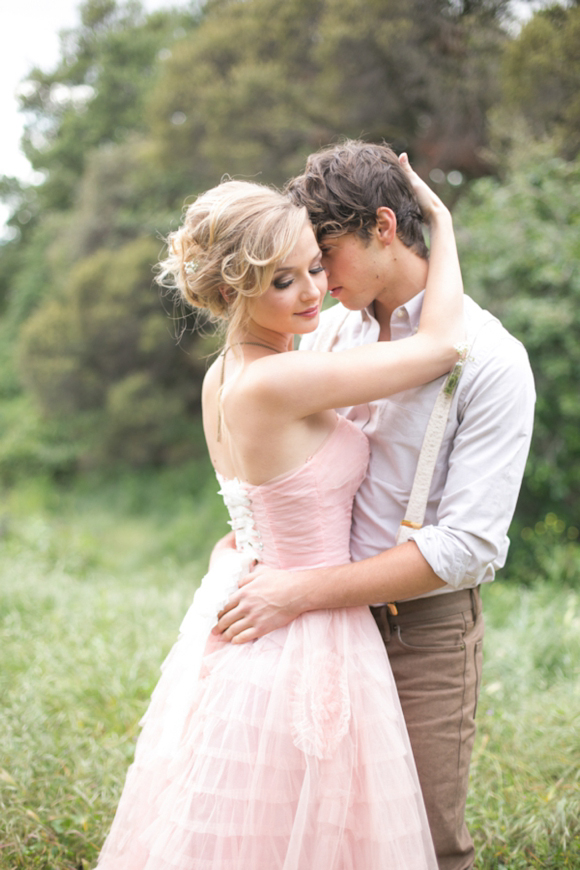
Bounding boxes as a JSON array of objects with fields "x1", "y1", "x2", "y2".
[{"x1": 295, "y1": 306, "x2": 319, "y2": 318}]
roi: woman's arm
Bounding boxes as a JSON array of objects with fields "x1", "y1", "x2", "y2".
[
  {"x1": 402, "y1": 152, "x2": 464, "y2": 349},
  {"x1": 240, "y1": 157, "x2": 464, "y2": 417}
]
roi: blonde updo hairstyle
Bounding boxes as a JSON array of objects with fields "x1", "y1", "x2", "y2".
[{"x1": 157, "y1": 180, "x2": 308, "y2": 344}]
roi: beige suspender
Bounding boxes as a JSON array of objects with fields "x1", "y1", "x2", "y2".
[{"x1": 395, "y1": 354, "x2": 468, "y2": 544}]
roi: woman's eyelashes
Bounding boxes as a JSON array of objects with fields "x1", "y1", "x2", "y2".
[
  {"x1": 273, "y1": 275, "x2": 293, "y2": 290},
  {"x1": 273, "y1": 265, "x2": 324, "y2": 290}
]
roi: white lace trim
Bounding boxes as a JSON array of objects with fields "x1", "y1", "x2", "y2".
[{"x1": 217, "y1": 476, "x2": 263, "y2": 562}]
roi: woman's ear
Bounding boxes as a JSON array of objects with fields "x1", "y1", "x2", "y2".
[
  {"x1": 375, "y1": 207, "x2": 397, "y2": 247},
  {"x1": 219, "y1": 285, "x2": 233, "y2": 303}
]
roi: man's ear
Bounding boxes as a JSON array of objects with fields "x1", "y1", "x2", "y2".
[{"x1": 375, "y1": 207, "x2": 397, "y2": 247}]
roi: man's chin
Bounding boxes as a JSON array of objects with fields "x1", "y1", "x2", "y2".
[
  {"x1": 328, "y1": 289, "x2": 368, "y2": 311},
  {"x1": 335, "y1": 298, "x2": 366, "y2": 311}
]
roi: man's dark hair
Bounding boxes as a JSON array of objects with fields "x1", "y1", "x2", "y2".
[{"x1": 285, "y1": 140, "x2": 428, "y2": 259}]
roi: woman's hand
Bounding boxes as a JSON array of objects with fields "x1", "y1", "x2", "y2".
[
  {"x1": 399, "y1": 152, "x2": 464, "y2": 350},
  {"x1": 398, "y1": 153, "x2": 449, "y2": 226}
]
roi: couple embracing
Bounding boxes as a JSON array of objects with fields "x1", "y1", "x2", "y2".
[{"x1": 96, "y1": 141, "x2": 535, "y2": 870}]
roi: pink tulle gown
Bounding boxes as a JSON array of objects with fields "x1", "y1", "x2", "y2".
[{"x1": 96, "y1": 415, "x2": 437, "y2": 870}]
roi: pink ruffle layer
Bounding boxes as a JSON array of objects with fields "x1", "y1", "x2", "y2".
[{"x1": 96, "y1": 562, "x2": 436, "y2": 870}]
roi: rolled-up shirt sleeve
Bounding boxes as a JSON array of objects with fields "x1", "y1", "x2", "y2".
[{"x1": 410, "y1": 328, "x2": 536, "y2": 589}]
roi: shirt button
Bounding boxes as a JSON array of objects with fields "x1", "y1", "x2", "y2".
[{"x1": 396, "y1": 309, "x2": 405, "y2": 318}]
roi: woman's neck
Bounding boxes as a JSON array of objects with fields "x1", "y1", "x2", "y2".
[{"x1": 231, "y1": 324, "x2": 293, "y2": 354}]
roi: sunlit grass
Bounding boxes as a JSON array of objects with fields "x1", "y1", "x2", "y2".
[
  {"x1": 0, "y1": 475, "x2": 578, "y2": 868},
  {"x1": 0, "y1": 566, "x2": 185, "y2": 869},
  {"x1": 0, "y1": 469, "x2": 228, "y2": 869},
  {"x1": 469, "y1": 581, "x2": 580, "y2": 868}
]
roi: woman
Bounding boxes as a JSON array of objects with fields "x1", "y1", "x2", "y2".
[{"x1": 96, "y1": 155, "x2": 463, "y2": 870}]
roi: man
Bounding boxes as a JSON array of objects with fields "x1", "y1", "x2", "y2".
[{"x1": 214, "y1": 140, "x2": 536, "y2": 869}]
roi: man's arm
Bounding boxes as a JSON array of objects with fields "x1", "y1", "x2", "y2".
[
  {"x1": 409, "y1": 329, "x2": 536, "y2": 588},
  {"x1": 214, "y1": 542, "x2": 444, "y2": 643}
]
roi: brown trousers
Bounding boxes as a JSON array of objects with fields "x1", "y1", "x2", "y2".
[{"x1": 371, "y1": 588, "x2": 484, "y2": 870}]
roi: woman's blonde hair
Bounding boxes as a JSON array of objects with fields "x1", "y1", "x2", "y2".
[{"x1": 156, "y1": 180, "x2": 308, "y2": 342}]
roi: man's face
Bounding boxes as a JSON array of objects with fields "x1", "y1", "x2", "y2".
[{"x1": 319, "y1": 231, "x2": 387, "y2": 311}]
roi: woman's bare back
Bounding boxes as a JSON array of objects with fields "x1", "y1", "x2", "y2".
[{"x1": 202, "y1": 348, "x2": 338, "y2": 486}]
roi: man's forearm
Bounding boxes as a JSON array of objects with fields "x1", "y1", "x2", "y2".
[
  {"x1": 214, "y1": 541, "x2": 445, "y2": 643},
  {"x1": 294, "y1": 542, "x2": 445, "y2": 611}
]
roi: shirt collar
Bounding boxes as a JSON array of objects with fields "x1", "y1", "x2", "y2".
[
  {"x1": 361, "y1": 289, "x2": 426, "y2": 339},
  {"x1": 400, "y1": 289, "x2": 426, "y2": 334}
]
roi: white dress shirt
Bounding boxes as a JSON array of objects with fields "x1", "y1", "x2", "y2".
[{"x1": 301, "y1": 293, "x2": 536, "y2": 596}]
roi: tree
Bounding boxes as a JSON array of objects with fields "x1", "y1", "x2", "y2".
[
  {"x1": 147, "y1": 0, "x2": 509, "y2": 193},
  {"x1": 18, "y1": 236, "x2": 209, "y2": 467},
  {"x1": 501, "y1": 3, "x2": 580, "y2": 158},
  {"x1": 17, "y1": 0, "x2": 197, "y2": 212},
  {"x1": 455, "y1": 136, "x2": 580, "y2": 528},
  {"x1": 310, "y1": 0, "x2": 509, "y2": 177},
  {"x1": 0, "y1": 0, "x2": 201, "y2": 476}
]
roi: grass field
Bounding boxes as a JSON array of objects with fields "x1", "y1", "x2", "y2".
[{"x1": 1, "y1": 473, "x2": 579, "y2": 869}]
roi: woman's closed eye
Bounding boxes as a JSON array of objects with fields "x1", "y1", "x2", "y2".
[{"x1": 273, "y1": 265, "x2": 324, "y2": 290}]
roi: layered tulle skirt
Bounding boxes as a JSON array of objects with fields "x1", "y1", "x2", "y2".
[{"x1": 96, "y1": 552, "x2": 436, "y2": 870}]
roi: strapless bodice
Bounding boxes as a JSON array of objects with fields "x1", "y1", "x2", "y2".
[{"x1": 217, "y1": 416, "x2": 369, "y2": 570}]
